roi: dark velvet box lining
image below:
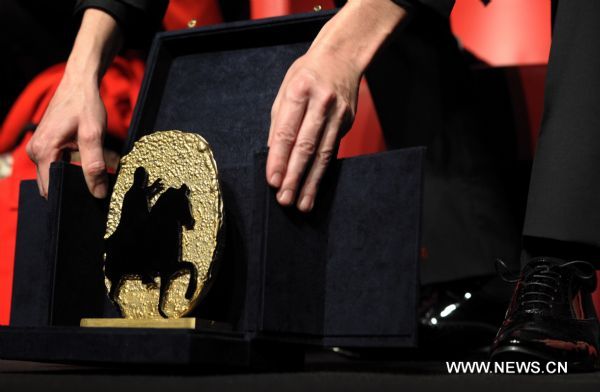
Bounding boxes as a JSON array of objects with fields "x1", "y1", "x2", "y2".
[{"x1": 126, "y1": 12, "x2": 331, "y2": 161}]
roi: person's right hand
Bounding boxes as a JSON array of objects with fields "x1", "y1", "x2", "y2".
[
  {"x1": 26, "y1": 8, "x2": 122, "y2": 199},
  {"x1": 27, "y1": 75, "x2": 108, "y2": 198}
]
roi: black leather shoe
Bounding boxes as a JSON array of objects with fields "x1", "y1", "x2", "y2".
[{"x1": 491, "y1": 257, "x2": 600, "y2": 370}]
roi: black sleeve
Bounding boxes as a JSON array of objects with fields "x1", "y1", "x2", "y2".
[
  {"x1": 75, "y1": 0, "x2": 169, "y2": 47},
  {"x1": 409, "y1": 0, "x2": 455, "y2": 17}
]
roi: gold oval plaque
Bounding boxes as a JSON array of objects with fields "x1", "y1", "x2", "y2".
[{"x1": 104, "y1": 130, "x2": 223, "y2": 319}]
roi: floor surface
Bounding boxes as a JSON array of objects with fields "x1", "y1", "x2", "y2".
[{"x1": 2, "y1": 352, "x2": 600, "y2": 392}]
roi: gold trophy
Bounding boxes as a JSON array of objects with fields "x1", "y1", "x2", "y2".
[{"x1": 81, "y1": 130, "x2": 224, "y2": 329}]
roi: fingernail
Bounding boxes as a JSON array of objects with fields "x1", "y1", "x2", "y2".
[
  {"x1": 270, "y1": 172, "x2": 282, "y2": 187},
  {"x1": 92, "y1": 177, "x2": 108, "y2": 199},
  {"x1": 278, "y1": 189, "x2": 293, "y2": 205},
  {"x1": 299, "y1": 196, "x2": 313, "y2": 212}
]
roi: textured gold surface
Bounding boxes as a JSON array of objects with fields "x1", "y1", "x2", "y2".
[
  {"x1": 105, "y1": 130, "x2": 223, "y2": 319},
  {"x1": 80, "y1": 318, "x2": 196, "y2": 329}
]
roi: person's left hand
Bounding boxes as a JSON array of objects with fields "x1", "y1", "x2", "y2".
[
  {"x1": 266, "y1": 48, "x2": 360, "y2": 213},
  {"x1": 265, "y1": 0, "x2": 406, "y2": 213}
]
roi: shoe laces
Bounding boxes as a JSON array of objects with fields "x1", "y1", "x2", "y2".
[{"x1": 495, "y1": 258, "x2": 595, "y2": 311}]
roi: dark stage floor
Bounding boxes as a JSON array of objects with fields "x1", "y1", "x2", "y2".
[{"x1": 2, "y1": 352, "x2": 600, "y2": 392}]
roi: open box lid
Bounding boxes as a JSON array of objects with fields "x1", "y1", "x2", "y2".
[{"x1": 126, "y1": 11, "x2": 335, "y2": 166}]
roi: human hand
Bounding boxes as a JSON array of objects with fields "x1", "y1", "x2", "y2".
[
  {"x1": 266, "y1": 49, "x2": 359, "y2": 212},
  {"x1": 27, "y1": 76, "x2": 108, "y2": 198},
  {"x1": 26, "y1": 8, "x2": 122, "y2": 198},
  {"x1": 266, "y1": 0, "x2": 406, "y2": 212}
]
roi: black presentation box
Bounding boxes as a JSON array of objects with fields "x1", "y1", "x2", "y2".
[{"x1": 2, "y1": 11, "x2": 423, "y2": 366}]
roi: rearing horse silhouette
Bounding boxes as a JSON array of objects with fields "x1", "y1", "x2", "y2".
[
  {"x1": 146, "y1": 184, "x2": 197, "y2": 317},
  {"x1": 105, "y1": 167, "x2": 197, "y2": 318}
]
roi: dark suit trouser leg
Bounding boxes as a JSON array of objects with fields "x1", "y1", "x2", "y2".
[
  {"x1": 367, "y1": 9, "x2": 522, "y2": 283},
  {"x1": 523, "y1": 0, "x2": 600, "y2": 255}
]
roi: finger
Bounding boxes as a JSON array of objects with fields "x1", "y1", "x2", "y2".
[
  {"x1": 266, "y1": 81, "x2": 309, "y2": 189},
  {"x1": 78, "y1": 127, "x2": 108, "y2": 199},
  {"x1": 276, "y1": 93, "x2": 334, "y2": 206},
  {"x1": 26, "y1": 140, "x2": 46, "y2": 198},
  {"x1": 35, "y1": 165, "x2": 46, "y2": 198},
  {"x1": 297, "y1": 111, "x2": 344, "y2": 212},
  {"x1": 38, "y1": 160, "x2": 54, "y2": 198},
  {"x1": 27, "y1": 137, "x2": 61, "y2": 198}
]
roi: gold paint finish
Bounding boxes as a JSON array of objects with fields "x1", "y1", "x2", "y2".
[
  {"x1": 105, "y1": 130, "x2": 223, "y2": 319},
  {"x1": 81, "y1": 318, "x2": 196, "y2": 329}
]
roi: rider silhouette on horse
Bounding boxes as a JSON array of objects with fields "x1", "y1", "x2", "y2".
[{"x1": 105, "y1": 166, "x2": 198, "y2": 317}]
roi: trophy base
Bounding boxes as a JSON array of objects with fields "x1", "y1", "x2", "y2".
[{"x1": 80, "y1": 317, "x2": 196, "y2": 329}]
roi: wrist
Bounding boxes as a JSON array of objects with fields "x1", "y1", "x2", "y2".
[
  {"x1": 60, "y1": 66, "x2": 102, "y2": 92},
  {"x1": 310, "y1": 0, "x2": 406, "y2": 74},
  {"x1": 64, "y1": 49, "x2": 103, "y2": 85},
  {"x1": 65, "y1": 8, "x2": 123, "y2": 84}
]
